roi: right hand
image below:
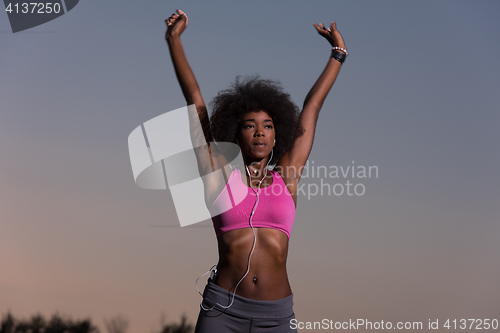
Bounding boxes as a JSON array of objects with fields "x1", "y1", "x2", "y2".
[
  {"x1": 165, "y1": 9, "x2": 188, "y2": 40},
  {"x1": 313, "y1": 21, "x2": 346, "y2": 51}
]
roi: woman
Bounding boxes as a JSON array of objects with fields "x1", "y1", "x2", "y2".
[{"x1": 165, "y1": 9, "x2": 346, "y2": 332}]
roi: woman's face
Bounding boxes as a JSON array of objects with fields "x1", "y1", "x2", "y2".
[{"x1": 237, "y1": 110, "x2": 275, "y2": 162}]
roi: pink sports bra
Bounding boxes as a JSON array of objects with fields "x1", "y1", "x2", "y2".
[{"x1": 210, "y1": 168, "x2": 296, "y2": 239}]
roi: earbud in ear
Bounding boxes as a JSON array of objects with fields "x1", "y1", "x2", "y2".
[{"x1": 274, "y1": 139, "x2": 276, "y2": 146}]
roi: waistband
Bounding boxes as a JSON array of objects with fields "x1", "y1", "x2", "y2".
[{"x1": 201, "y1": 278, "x2": 294, "y2": 319}]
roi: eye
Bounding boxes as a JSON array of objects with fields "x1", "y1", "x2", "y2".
[
  {"x1": 244, "y1": 124, "x2": 254, "y2": 129},
  {"x1": 265, "y1": 125, "x2": 273, "y2": 129}
]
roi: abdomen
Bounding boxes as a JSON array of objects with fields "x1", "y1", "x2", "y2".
[{"x1": 215, "y1": 227, "x2": 292, "y2": 300}]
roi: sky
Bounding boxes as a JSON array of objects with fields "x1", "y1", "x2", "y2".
[{"x1": 1, "y1": 1, "x2": 499, "y2": 332}]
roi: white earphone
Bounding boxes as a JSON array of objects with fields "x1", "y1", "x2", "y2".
[{"x1": 195, "y1": 144, "x2": 274, "y2": 311}]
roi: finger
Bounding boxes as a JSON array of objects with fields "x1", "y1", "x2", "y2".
[
  {"x1": 319, "y1": 23, "x2": 325, "y2": 30},
  {"x1": 330, "y1": 21, "x2": 336, "y2": 30},
  {"x1": 178, "y1": 9, "x2": 187, "y2": 19},
  {"x1": 176, "y1": 9, "x2": 188, "y2": 22},
  {"x1": 314, "y1": 24, "x2": 327, "y2": 36}
]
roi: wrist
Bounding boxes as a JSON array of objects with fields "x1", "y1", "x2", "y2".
[
  {"x1": 331, "y1": 50, "x2": 347, "y2": 64},
  {"x1": 166, "y1": 33, "x2": 181, "y2": 43},
  {"x1": 331, "y1": 46, "x2": 348, "y2": 56}
]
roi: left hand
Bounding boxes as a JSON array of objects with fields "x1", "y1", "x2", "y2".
[
  {"x1": 313, "y1": 21, "x2": 346, "y2": 51},
  {"x1": 165, "y1": 9, "x2": 188, "y2": 40}
]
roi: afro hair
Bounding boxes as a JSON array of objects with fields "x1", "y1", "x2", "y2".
[{"x1": 209, "y1": 75, "x2": 304, "y2": 165}]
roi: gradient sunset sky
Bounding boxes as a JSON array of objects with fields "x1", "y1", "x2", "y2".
[{"x1": 1, "y1": 1, "x2": 499, "y2": 332}]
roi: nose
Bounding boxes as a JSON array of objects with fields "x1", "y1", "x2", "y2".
[{"x1": 254, "y1": 126, "x2": 265, "y2": 137}]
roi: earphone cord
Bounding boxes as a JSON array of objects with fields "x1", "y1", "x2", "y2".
[{"x1": 196, "y1": 150, "x2": 273, "y2": 311}]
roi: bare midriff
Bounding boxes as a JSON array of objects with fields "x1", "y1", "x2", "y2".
[{"x1": 214, "y1": 226, "x2": 292, "y2": 301}]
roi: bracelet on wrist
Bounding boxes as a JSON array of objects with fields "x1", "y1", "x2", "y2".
[
  {"x1": 332, "y1": 46, "x2": 348, "y2": 56},
  {"x1": 331, "y1": 50, "x2": 346, "y2": 64}
]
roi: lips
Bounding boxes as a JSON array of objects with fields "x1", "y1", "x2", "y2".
[{"x1": 253, "y1": 141, "x2": 266, "y2": 147}]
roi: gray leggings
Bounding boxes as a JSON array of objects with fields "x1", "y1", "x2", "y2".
[{"x1": 194, "y1": 278, "x2": 297, "y2": 333}]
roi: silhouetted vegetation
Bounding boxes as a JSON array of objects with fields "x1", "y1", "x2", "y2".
[
  {"x1": 154, "y1": 314, "x2": 193, "y2": 333},
  {"x1": 104, "y1": 315, "x2": 129, "y2": 333},
  {"x1": 0, "y1": 312, "x2": 194, "y2": 333},
  {"x1": 0, "y1": 312, "x2": 98, "y2": 333}
]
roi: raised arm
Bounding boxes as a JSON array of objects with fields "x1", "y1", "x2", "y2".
[
  {"x1": 166, "y1": 10, "x2": 213, "y2": 144},
  {"x1": 276, "y1": 21, "x2": 346, "y2": 183},
  {"x1": 166, "y1": 10, "x2": 229, "y2": 205}
]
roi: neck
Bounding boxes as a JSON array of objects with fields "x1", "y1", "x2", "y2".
[
  {"x1": 244, "y1": 164, "x2": 269, "y2": 189},
  {"x1": 243, "y1": 157, "x2": 269, "y2": 178}
]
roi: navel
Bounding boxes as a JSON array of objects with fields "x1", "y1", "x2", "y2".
[{"x1": 253, "y1": 274, "x2": 257, "y2": 283}]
